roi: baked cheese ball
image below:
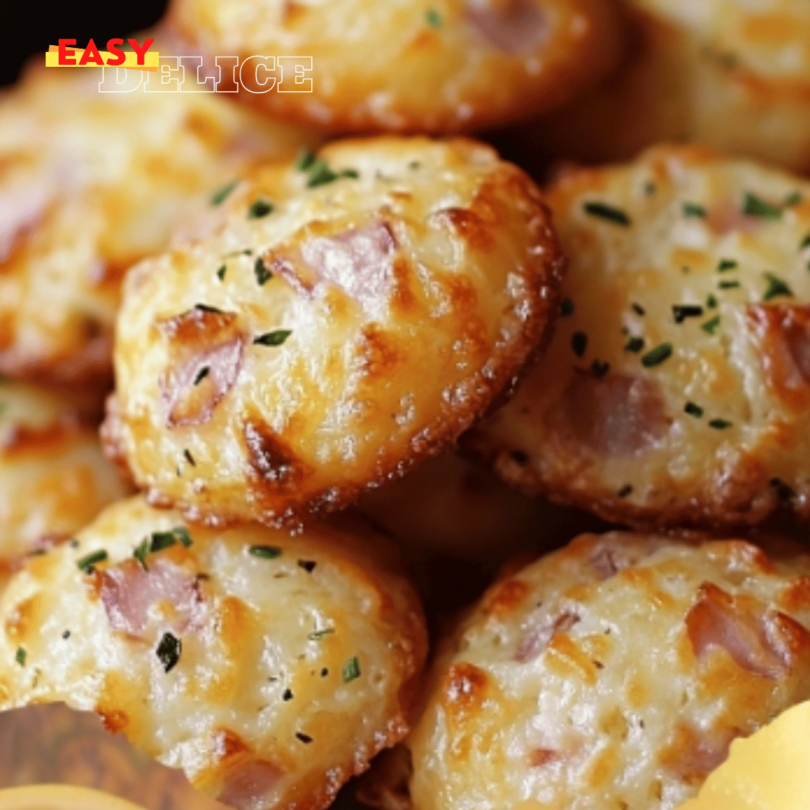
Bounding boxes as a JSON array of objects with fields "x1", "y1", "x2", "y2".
[
  {"x1": 0, "y1": 496, "x2": 427, "y2": 810},
  {"x1": 531, "y1": 0, "x2": 810, "y2": 171},
  {"x1": 466, "y1": 145, "x2": 810, "y2": 529},
  {"x1": 167, "y1": 0, "x2": 624, "y2": 133},
  {"x1": 104, "y1": 137, "x2": 564, "y2": 528},
  {"x1": 0, "y1": 379, "x2": 129, "y2": 583},
  {"x1": 0, "y1": 64, "x2": 316, "y2": 386},
  {"x1": 397, "y1": 532, "x2": 810, "y2": 810}
]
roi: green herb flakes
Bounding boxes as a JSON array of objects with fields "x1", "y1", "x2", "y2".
[
  {"x1": 718, "y1": 279, "x2": 740, "y2": 289},
  {"x1": 156, "y1": 632, "x2": 182, "y2": 673},
  {"x1": 308, "y1": 629, "x2": 335, "y2": 641},
  {"x1": 248, "y1": 199, "x2": 274, "y2": 219},
  {"x1": 701, "y1": 315, "x2": 721, "y2": 335},
  {"x1": 706, "y1": 294, "x2": 718, "y2": 309},
  {"x1": 216, "y1": 265, "x2": 226, "y2": 281},
  {"x1": 762, "y1": 272, "x2": 793, "y2": 301},
  {"x1": 249, "y1": 545, "x2": 282, "y2": 560},
  {"x1": 682, "y1": 202, "x2": 706, "y2": 218},
  {"x1": 591, "y1": 360, "x2": 610, "y2": 378},
  {"x1": 583, "y1": 201, "x2": 631, "y2": 227},
  {"x1": 254, "y1": 257, "x2": 272, "y2": 286},
  {"x1": 77, "y1": 550, "x2": 108, "y2": 573},
  {"x1": 571, "y1": 332, "x2": 587, "y2": 358},
  {"x1": 684, "y1": 402, "x2": 704, "y2": 418},
  {"x1": 641, "y1": 343, "x2": 672, "y2": 368},
  {"x1": 343, "y1": 656, "x2": 361, "y2": 682},
  {"x1": 624, "y1": 336, "x2": 644, "y2": 353},
  {"x1": 560, "y1": 298, "x2": 575, "y2": 317},
  {"x1": 426, "y1": 8, "x2": 442, "y2": 27},
  {"x1": 254, "y1": 330, "x2": 292, "y2": 347},
  {"x1": 708, "y1": 418, "x2": 733, "y2": 430},
  {"x1": 672, "y1": 304, "x2": 703, "y2": 324},
  {"x1": 717, "y1": 259, "x2": 738, "y2": 272},
  {"x1": 617, "y1": 484, "x2": 633, "y2": 498},
  {"x1": 742, "y1": 192, "x2": 782, "y2": 219},
  {"x1": 297, "y1": 150, "x2": 316, "y2": 172},
  {"x1": 631, "y1": 302, "x2": 646, "y2": 316},
  {"x1": 211, "y1": 181, "x2": 237, "y2": 206},
  {"x1": 15, "y1": 647, "x2": 26, "y2": 667},
  {"x1": 193, "y1": 366, "x2": 210, "y2": 386}
]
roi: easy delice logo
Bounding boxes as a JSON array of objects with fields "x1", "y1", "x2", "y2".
[{"x1": 45, "y1": 38, "x2": 313, "y2": 94}]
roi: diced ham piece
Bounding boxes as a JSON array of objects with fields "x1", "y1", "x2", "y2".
[
  {"x1": 217, "y1": 759, "x2": 285, "y2": 810},
  {"x1": 466, "y1": 0, "x2": 548, "y2": 54},
  {"x1": 686, "y1": 582, "x2": 795, "y2": 679},
  {"x1": 100, "y1": 557, "x2": 204, "y2": 638},
  {"x1": 516, "y1": 610, "x2": 580, "y2": 662},
  {"x1": 158, "y1": 307, "x2": 245, "y2": 428},
  {"x1": 551, "y1": 370, "x2": 667, "y2": 457},
  {"x1": 747, "y1": 304, "x2": 810, "y2": 412}
]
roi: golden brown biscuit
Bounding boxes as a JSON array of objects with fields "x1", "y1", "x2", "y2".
[
  {"x1": 393, "y1": 532, "x2": 810, "y2": 810},
  {"x1": 0, "y1": 64, "x2": 316, "y2": 386},
  {"x1": 167, "y1": 0, "x2": 625, "y2": 133},
  {"x1": 0, "y1": 379, "x2": 129, "y2": 581},
  {"x1": 0, "y1": 496, "x2": 427, "y2": 810},
  {"x1": 527, "y1": 0, "x2": 810, "y2": 171},
  {"x1": 467, "y1": 145, "x2": 810, "y2": 529},
  {"x1": 104, "y1": 137, "x2": 564, "y2": 528}
]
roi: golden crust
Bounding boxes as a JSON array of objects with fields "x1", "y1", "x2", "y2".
[
  {"x1": 0, "y1": 496, "x2": 427, "y2": 810},
  {"x1": 0, "y1": 63, "x2": 317, "y2": 386},
  {"x1": 399, "y1": 532, "x2": 810, "y2": 810},
  {"x1": 0, "y1": 379, "x2": 130, "y2": 574},
  {"x1": 104, "y1": 137, "x2": 565, "y2": 528},
  {"x1": 167, "y1": 0, "x2": 625, "y2": 133},
  {"x1": 466, "y1": 144, "x2": 810, "y2": 530},
  {"x1": 528, "y1": 0, "x2": 810, "y2": 171}
]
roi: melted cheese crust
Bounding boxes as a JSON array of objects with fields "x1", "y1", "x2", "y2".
[
  {"x1": 0, "y1": 380, "x2": 129, "y2": 574},
  {"x1": 167, "y1": 0, "x2": 623, "y2": 133},
  {"x1": 468, "y1": 144, "x2": 810, "y2": 529},
  {"x1": 0, "y1": 64, "x2": 316, "y2": 385},
  {"x1": 0, "y1": 496, "x2": 427, "y2": 810},
  {"x1": 532, "y1": 0, "x2": 810, "y2": 171},
  {"x1": 104, "y1": 136, "x2": 564, "y2": 528},
  {"x1": 403, "y1": 532, "x2": 810, "y2": 810}
]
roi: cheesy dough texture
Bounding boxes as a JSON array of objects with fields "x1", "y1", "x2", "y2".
[
  {"x1": 402, "y1": 532, "x2": 810, "y2": 810},
  {"x1": 0, "y1": 65, "x2": 315, "y2": 385},
  {"x1": 0, "y1": 380, "x2": 129, "y2": 577},
  {"x1": 533, "y1": 0, "x2": 810, "y2": 171},
  {"x1": 0, "y1": 496, "x2": 427, "y2": 810},
  {"x1": 468, "y1": 145, "x2": 810, "y2": 529},
  {"x1": 104, "y1": 137, "x2": 564, "y2": 528},
  {"x1": 168, "y1": 0, "x2": 624, "y2": 133}
]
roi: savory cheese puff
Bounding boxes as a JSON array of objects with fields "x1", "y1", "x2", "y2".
[
  {"x1": 394, "y1": 532, "x2": 810, "y2": 810},
  {"x1": 531, "y1": 0, "x2": 810, "y2": 171},
  {"x1": 0, "y1": 496, "x2": 427, "y2": 810},
  {"x1": 103, "y1": 137, "x2": 564, "y2": 528},
  {"x1": 0, "y1": 65, "x2": 316, "y2": 386},
  {"x1": 466, "y1": 145, "x2": 810, "y2": 529},
  {"x1": 0, "y1": 379, "x2": 129, "y2": 580},
  {"x1": 166, "y1": 0, "x2": 625, "y2": 133}
]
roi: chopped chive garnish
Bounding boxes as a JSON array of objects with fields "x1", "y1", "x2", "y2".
[
  {"x1": 672, "y1": 304, "x2": 703, "y2": 323},
  {"x1": 77, "y1": 550, "x2": 108, "y2": 573},
  {"x1": 742, "y1": 192, "x2": 782, "y2": 219},
  {"x1": 216, "y1": 265, "x2": 226, "y2": 281},
  {"x1": 304, "y1": 160, "x2": 359, "y2": 188},
  {"x1": 708, "y1": 418, "x2": 733, "y2": 429},
  {"x1": 308, "y1": 629, "x2": 335, "y2": 640},
  {"x1": 426, "y1": 8, "x2": 442, "y2": 27},
  {"x1": 785, "y1": 191, "x2": 802, "y2": 207},
  {"x1": 184, "y1": 449, "x2": 196, "y2": 467},
  {"x1": 682, "y1": 202, "x2": 706, "y2": 218},
  {"x1": 800, "y1": 234, "x2": 810, "y2": 250},
  {"x1": 343, "y1": 656, "x2": 361, "y2": 682},
  {"x1": 617, "y1": 484, "x2": 633, "y2": 498},
  {"x1": 295, "y1": 732, "x2": 313, "y2": 744},
  {"x1": 641, "y1": 343, "x2": 673, "y2": 368},
  {"x1": 590, "y1": 360, "x2": 610, "y2": 378},
  {"x1": 644, "y1": 181, "x2": 656, "y2": 195},
  {"x1": 254, "y1": 329, "x2": 292, "y2": 347},
  {"x1": 133, "y1": 538, "x2": 149, "y2": 571},
  {"x1": 193, "y1": 366, "x2": 210, "y2": 386},
  {"x1": 571, "y1": 331, "x2": 587, "y2": 358},
  {"x1": 717, "y1": 259, "x2": 738, "y2": 272},
  {"x1": 156, "y1": 632, "x2": 181, "y2": 673},
  {"x1": 624, "y1": 336, "x2": 644, "y2": 353},
  {"x1": 706, "y1": 294, "x2": 718, "y2": 309},
  {"x1": 195, "y1": 303, "x2": 223, "y2": 314},
  {"x1": 211, "y1": 181, "x2": 238, "y2": 206},
  {"x1": 762, "y1": 272, "x2": 793, "y2": 301},
  {"x1": 249, "y1": 545, "x2": 282, "y2": 560},
  {"x1": 583, "y1": 202, "x2": 631, "y2": 227},
  {"x1": 147, "y1": 528, "x2": 192, "y2": 555},
  {"x1": 297, "y1": 150, "x2": 316, "y2": 172},
  {"x1": 298, "y1": 560, "x2": 317, "y2": 573},
  {"x1": 248, "y1": 200, "x2": 274, "y2": 219},
  {"x1": 254, "y1": 257, "x2": 272, "y2": 286},
  {"x1": 15, "y1": 647, "x2": 26, "y2": 666},
  {"x1": 718, "y1": 279, "x2": 740, "y2": 289},
  {"x1": 283, "y1": 688, "x2": 294, "y2": 701},
  {"x1": 62, "y1": 631, "x2": 70, "y2": 640},
  {"x1": 684, "y1": 402, "x2": 704, "y2": 418},
  {"x1": 701, "y1": 315, "x2": 721, "y2": 335},
  {"x1": 560, "y1": 298, "x2": 575, "y2": 317},
  {"x1": 631, "y1": 302, "x2": 645, "y2": 316}
]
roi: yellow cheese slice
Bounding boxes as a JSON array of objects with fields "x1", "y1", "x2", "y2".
[
  {"x1": 678, "y1": 701, "x2": 810, "y2": 810},
  {"x1": 0, "y1": 785, "x2": 148, "y2": 810}
]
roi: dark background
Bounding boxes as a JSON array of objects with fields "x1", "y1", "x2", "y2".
[{"x1": 1, "y1": 0, "x2": 169, "y2": 86}]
